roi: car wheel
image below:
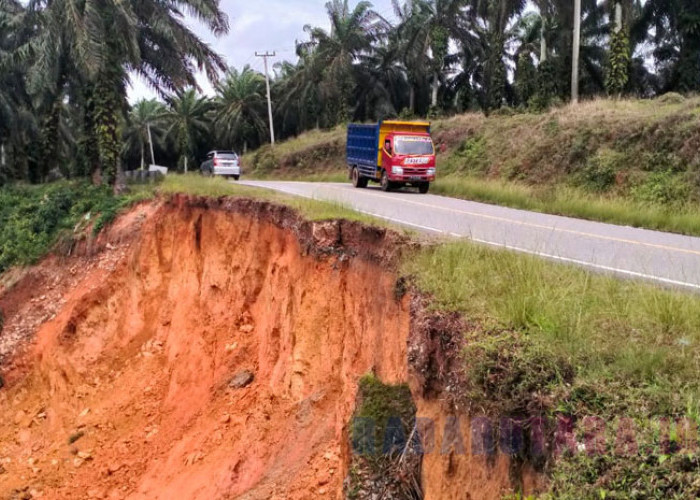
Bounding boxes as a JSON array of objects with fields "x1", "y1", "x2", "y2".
[
  {"x1": 233, "y1": 175, "x2": 240, "y2": 181},
  {"x1": 380, "y1": 170, "x2": 393, "y2": 192},
  {"x1": 418, "y1": 182, "x2": 430, "y2": 194}
]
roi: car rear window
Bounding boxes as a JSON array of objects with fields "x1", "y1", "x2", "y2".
[{"x1": 217, "y1": 153, "x2": 238, "y2": 160}]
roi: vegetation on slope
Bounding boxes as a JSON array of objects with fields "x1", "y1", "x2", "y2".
[
  {"x1": 404, "y1": 241, "x2": 700, "y2": 498},
  {"x1": 0, "y1": 181, "x2": 150, "y2": 273}
]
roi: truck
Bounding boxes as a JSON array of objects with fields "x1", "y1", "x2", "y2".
[{"x1": 346, "y1": 120, "x2": 436, "y2": 194}]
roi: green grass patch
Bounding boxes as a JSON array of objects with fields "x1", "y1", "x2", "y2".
[
  {"x1": 0, "y1": 181, "x2": 153, "y2": 273},
  {"x1": 432, "y1": 175, "x2": 700, "y2": 236},
  {"x1": 160, "y1": 174, "x2": 397, "y2": 228}
]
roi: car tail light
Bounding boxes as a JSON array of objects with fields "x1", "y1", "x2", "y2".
[{"x1": 213, "y1": 158, "x2": 219, "y2": 167}]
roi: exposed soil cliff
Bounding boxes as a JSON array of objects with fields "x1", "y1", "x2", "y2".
[{"x1": 0, "y1": 195, "x2": 536, "y2": 499}]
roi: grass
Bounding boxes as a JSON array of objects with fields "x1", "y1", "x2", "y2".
[
  {"x1": 160, "y1": 174, "x2": 397, "y2": 227},
  {"x1": 432, "y1": 175, "x2": 700, "y2": 236},
  {"x1": 404, "y1": 240, "x2": 700, "y2": 409},
  {"x1": 403, "y1": 240, "x2": 700, "y2": 498}
]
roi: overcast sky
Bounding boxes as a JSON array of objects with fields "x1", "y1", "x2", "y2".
[{"x1": 127, "y1": 0, "x2": 397, "y2": 102}]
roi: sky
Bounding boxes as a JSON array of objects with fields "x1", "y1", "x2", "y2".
[{"x1": 127, "y1": 0, "x2": 397, "y2": 102}]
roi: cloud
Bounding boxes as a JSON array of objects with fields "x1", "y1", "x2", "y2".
[{"x1": 128, "y1": 0, "x2": 395, "y2": 102}]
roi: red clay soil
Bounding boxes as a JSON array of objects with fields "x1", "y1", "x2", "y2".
[{"x1": 0, "y1": 195, "x2": 537, "y2": 499}]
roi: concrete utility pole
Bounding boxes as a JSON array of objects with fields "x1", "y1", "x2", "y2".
[
  {"x1": 256, "y1": 51, "x2": 276, "y2": 147},
  {"x1": 571, "y1": 0, "x2": 581, "y2": 103},
  {"x1": 147, "y1": 123, "x2": 156, "y2": 168}
]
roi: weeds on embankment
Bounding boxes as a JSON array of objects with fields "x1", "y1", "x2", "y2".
[
  {"x1": 0, "y1": 181, "x2": 152, "y2": 273},
  {"x1": 404, "y1": 242, "x2": 700, "y2": 497}
]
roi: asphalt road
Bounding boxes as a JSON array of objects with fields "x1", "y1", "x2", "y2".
[{"x1": 240, "y1": 180, "x2": 700, "y2": 291}]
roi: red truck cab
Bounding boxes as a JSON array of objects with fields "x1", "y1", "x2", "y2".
[
  {"x1": 346, "y1": 121, "x2": 436, "y2": 194},
  {"x1": 381, "y1": 131, "x2": 436, "y2": 192}
]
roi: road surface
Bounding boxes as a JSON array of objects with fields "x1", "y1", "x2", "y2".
[{"x1": 240, "y1": 180, "x2": 700, "y2": 291}]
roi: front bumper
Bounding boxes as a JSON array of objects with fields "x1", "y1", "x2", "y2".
[{"x1": 389, "y1": 174, "x2": 435, "y2": 182}]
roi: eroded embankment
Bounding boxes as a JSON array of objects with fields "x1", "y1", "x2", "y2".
[{"x1": 0, "y1": 195, "x2": 535, "y2": 499}]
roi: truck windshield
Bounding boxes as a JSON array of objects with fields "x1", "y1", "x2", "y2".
[{"x1": 395, "y1": 137, "x2": 434, "y2": 156}]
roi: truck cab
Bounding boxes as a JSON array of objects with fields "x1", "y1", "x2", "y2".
[{"x1": 347, "y1": 121, "x2": 436, "y2": 194}]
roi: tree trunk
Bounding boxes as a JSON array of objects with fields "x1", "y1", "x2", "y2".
[
  {"x1": 184, "y1": 156, "x2": 188, "y2": 173},
  {"x1": 431, "y1": 73, "x2": 439, "y2": 108},
  {"x1": 409, "y1": 86, "x2": 416, "y2": 113},
  {"x1": 614, "y1": 2, "x2": 623, "y2": 33},
  {"x1": 571, "y1": 0, "x2": 581, "y2": 103},
  {"x1": 540, "y1": 17, "x2": 547, "y2": 62},
  {"x1": 140, "y1": 142, "x2": 145, "y2": 171}
]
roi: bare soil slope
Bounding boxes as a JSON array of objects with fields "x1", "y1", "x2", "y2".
[{"x1": 0, "y1": 195, "x2": 530, "y2": 500}]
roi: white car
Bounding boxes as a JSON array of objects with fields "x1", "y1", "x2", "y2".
[{"x1": 201, "y1": 151, "x2": 241, "y2": 180}]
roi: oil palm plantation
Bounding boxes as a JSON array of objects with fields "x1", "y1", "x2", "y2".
[
  {"x1": 28, "y1": 0, "x2": 228, "y2": 189},
  {"x1": 123, "y1": 99, "x2": 167, "y2": 170},
  {"x1": 212, "y1": 66, "x2": 268, "y2": 152},
  {"x1": 300, "y1": 0, "x2": 389, "y2": 124},
  {"x1": 164, "y1": 89, "x2": 211, "y2": 173}
]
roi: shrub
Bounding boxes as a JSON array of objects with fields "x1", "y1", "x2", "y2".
[
  {"x1": 0, "y1": 181, "x2": 139, "y2": 273},
  {"x1": 578, "y1": 149, "x2": 626, "y2": 192},
  {"x1": 451, "y1": 136, "x2": 489, "y2": 174},
  {"x1": 632, "y1": 171, "x2": 691, "y2": 205},
  {"x1": 656, "y1": 92, "x2": 686, "y2": 104}
]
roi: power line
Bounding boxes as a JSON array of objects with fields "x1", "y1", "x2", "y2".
[{"x1": 255, "y1": 51, "x2": 276, "y2": 147}]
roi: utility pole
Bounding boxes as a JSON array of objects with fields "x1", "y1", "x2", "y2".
[
  {"x1": 571, "y1": 0, "x2": 581, "y2": 103},
  {"x1": 256, "y1": 51, "x2": 276, "y2": 146},
  {"x1": 147, "y1": 123, "x2": 156, "y2": 169}
]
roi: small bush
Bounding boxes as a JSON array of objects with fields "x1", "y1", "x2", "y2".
[
  {"x1": 632, "y1": 171, "x2": 691, "y2": 205},
  {"x1": 463, "y1": 330, "x2": 574, "y2": 416},
  {"x1": 0, "y1": 181, "x2": 146, "y2": 273},
  {"x1": 656, "y1": 92, "x2": 686, "y2": 104},
  {"x1": 451, "y1": 136, "x2": 489, "y2": 174},
  {"x1": 578, "y1": 149, "x2": 626, "y2": 192},
  {"x1": 250, "y1": 148, "x2": 279, "y2": 174}
]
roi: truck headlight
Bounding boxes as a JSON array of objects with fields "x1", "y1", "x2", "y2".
[
  {"x1": 427, "y1": 168, "x2": 436, "y2": 176},
  {"x1": 392, "y1": 166, "x2": 404, "y2": 175}
]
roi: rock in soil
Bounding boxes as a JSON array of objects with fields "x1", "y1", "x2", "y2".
[{"x1": 229, "y1": 370, "x2": 254, "y2": 389}]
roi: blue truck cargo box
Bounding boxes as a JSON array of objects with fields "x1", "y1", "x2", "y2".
[{"x1": 346, "y1": 124, "x2": 380, "y2": 169}]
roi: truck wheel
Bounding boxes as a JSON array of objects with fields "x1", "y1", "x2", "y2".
[
  {"x1": 418, "y1": 182, "x2": 430, "y2": 194},
  {"x1": 352, "y1": 167, "x2": 368, "y2": 188},
  {"x1": 380, "y1": 170, "x2": 393, "y2": 192},
  {"x1": 233, "y1": 175, "x2": 240, "y2": 181}
]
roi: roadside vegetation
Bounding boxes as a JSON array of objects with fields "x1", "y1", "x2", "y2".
[
  {"x1": 160, "y1": 175, "x2": 394, "y2": 227},
  {"x1": 0, "y1": 181, "x2": 151, "y2": 273},
  {"x1": 404, "y1": 241, "x2": 700, "y2": 498}
]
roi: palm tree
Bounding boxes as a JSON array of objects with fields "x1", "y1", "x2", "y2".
[
  {"x1": 164, "y1": 89, "x2": 211, "y2": 173},
  {"x1": 29, "y1": 0, "x2": 229, "y2": 190},
  {"x1": 123, "y1": 99, "x2": 167, "y2": 170},
  {"x1": 212, "y1": 66, "x2": 268, "y2": 153},
  {"x1": 637, "y1": 0, "x2": 700, "y2": 92},
  {"x1": 393, "y1": 0, "x2": 470, "y2": 110},
  {"x1": 301, "y1": 0, "x2": 389, "y2": 123},
  {"x1": 0, "y1": 0, "x2": 38, "y2": 183}
]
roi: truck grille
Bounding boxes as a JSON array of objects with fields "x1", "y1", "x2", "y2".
[{"x1": 402, "y1": 167, "x2": 428, "y2": 175}]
